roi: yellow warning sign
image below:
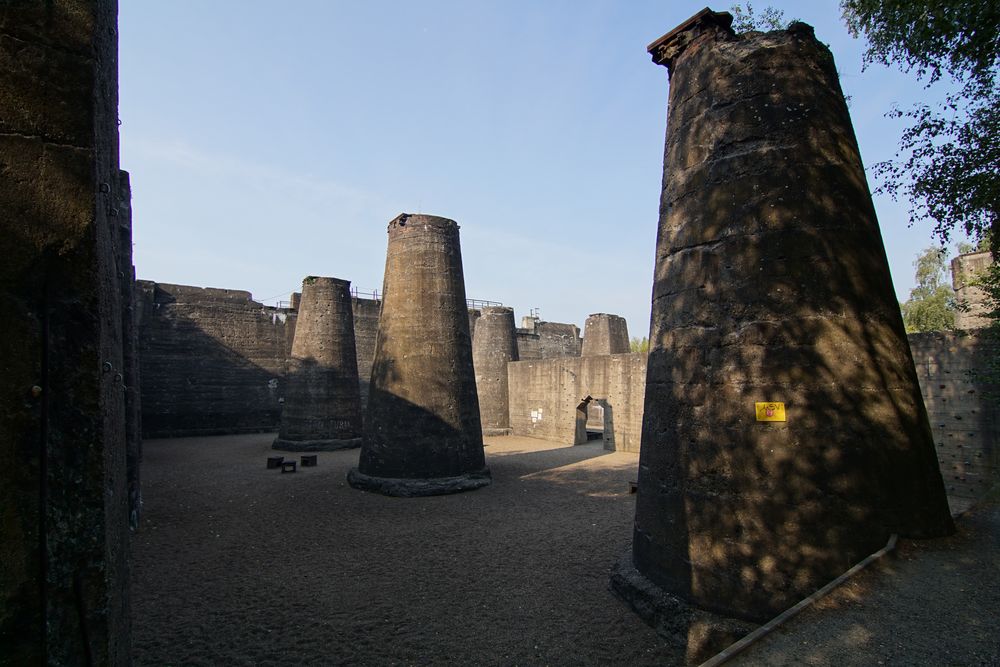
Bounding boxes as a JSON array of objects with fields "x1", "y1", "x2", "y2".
[{"x1": 755, "y1": 402, "x2": 786, "y2": 422}]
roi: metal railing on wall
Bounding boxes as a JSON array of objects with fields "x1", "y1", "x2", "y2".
[{"x1": 350, "y1": 286, "x2": 501, "y2": 310}]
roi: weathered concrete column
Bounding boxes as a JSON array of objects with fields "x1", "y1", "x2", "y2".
[
  {"x1": 473, "y1": 306, "x2": 518, "y2": 435},
  {"x1": 273, "y1": 276, "x2": 363, "y2": 451},
  {"x1": 581, "y1": 313, "x2": 630, "y2": 356},
  {"x1": 0, "y1": 1, "x2": 131, "y2": 663},
  {"x1": 119, "y1": 170, "x2": 143, "y2": 530},
  {"x1": 610, "y1": 9, "x2": 954, "y2": 663},
  {"x1": 349, "y1": 214, "x2": 490, "y2": 496}
]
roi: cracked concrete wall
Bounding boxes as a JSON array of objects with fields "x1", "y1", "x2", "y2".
[{"x1": 0, "y1": 0, "x2": 131, "y2": 662}]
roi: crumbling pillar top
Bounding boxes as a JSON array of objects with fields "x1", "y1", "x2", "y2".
[{"x1": 647, "y1": 7, "x2": 734, "y2": 71}]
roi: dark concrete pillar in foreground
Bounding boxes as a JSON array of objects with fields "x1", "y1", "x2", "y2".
[
  {"x1": 119, "y1": 170, "x2": 143, "y2": 530},
  {"x1": 581, "y1": 313, "x2": 630, "y2": 356},
  {"x1": 0, "y1": 1, "x2": 131, "y2": 663},
  {"x1": 610, "y1": 9, "x2": 954, "y2": 663},
  {"x1": 473, "y1": 306, "x2": 518, "y2": 435},
  {"x1": 349, "y1": 214, "x2": 490, "y2": 496},
  {"x1": 274, "y1": 276, "x2": 362, "y2": 451}
]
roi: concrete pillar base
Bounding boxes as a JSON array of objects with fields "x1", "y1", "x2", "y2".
[
  {"x1": 272, "y1": 437, "x2": 362, "y2": 452},
  {"x1": 609, "y1": 551, "x2": 757, "y2": 666},
  {"x1": 346, "y1": 467, "x2": 491, "y2": 497}
]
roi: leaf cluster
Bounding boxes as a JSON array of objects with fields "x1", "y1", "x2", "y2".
[
  {"x1": 729, "y1": 3, "x2": 797, "y2": 33},
  {"x1": 841, "y1": 0, "x2": 1000, "y2": 255}
]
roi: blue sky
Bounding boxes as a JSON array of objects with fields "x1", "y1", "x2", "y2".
[{"x1": 119, "y1": 1, "x2": 966, "y2": 337}]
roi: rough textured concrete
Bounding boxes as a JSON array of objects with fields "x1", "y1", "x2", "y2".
[
  {"x1": 350, "y1": 214, "x2": 489, "y2": 496},
  {"x1": 516, "y1": 320, "x2": 583, "y2": 360},
  {"x1": 273, "y1": 276, "x2": 362, "y2": 452},
  {"x1": 615, "y1": 11, "x2": 954, "y2": 662},
  {"x1": 952, "y1": 251, "x2": 994, "y2": 330},
  {"x1": 119, "y1": 170, "x2": 142, "y2": 530},
  {"x1": 473, "y1": 306, "x2": 519, "y2": 435},
  {"x1": 0, "y1": 1, "x2": 131, "y2": 663},
  {"x1": 582, "y1": 313, "x2": 630, "y2": 356},
  {"x1": 136, "y1": 282, "x2": 291, "y2": 437},
  {"x1": 508, "y1": 353, "x2": 647, "y2": 453},
  {"x1": 910, "y1": 331, "x2": 999, "y2": 510},
  {"x1": 352, "y1": 296, "x2": 380, "y2": 408}
]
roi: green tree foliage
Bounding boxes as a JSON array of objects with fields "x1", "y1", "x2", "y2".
[
  {"x1": 729, "y1": 3, "x2": 796, "y2": 32},
  {"x1": 841, "y1": 0, "x2": 999, "y2": 255},
  {"x1": 629, "y1": 337, "x2": 649, "y2": 354},
  {"x1": 900, "y1": 246, "x2": 957, "y2": 332}
]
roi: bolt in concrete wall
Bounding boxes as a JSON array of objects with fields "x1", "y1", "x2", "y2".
[
  {"x1": 349, "y1": 214, "x2": 489, "y2": 496},
  {"x1": 612, "y1": 10, "x2": 954, "y2": 662},
  {"x1": 0, "y1": 0, "x2": 131, "y2": 662},
  {"x1": 274, "y1": 276, "x2": 363, "y2": 451},
  {"x1": 581, "y1": 313, "x2": 630, "y2": 356},
  {"x1": 473, "y1": 306, "x2": 519, "y2": 435}
]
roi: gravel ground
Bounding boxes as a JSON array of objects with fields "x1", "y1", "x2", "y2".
[
  {"x1": 735, "y1": 497, "x2": 1000, "y2": 667},
  {"x1": 131, "y1": 434, "x2": 673, "y2": 665},
  {"x1": 132, "y1": 432, "x2": 999, "y2": 666}
]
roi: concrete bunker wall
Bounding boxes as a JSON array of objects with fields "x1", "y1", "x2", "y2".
[
  {"x1": 137, "y1": 281, "x2": 293, "y2": 437},
  {"x1": 909, "y1": 331, "x2": 999, "y2": 507},
  {"x1": 508, "y1": 353, "x2": 647, "y2": 453},
  {"x1": 508, "y1": 332, "x2": 998, "y2": 502}
]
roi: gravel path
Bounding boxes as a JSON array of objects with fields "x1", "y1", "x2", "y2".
[
  {"x1": 132, "y1": 433, "x2": 999, "y2": 666},
  {"x1": 735, "y1": 498, "x2": 1000, "y2": 667},
  {"x1": 131, "y1": 434, "x2": 671, "y2": 665}
]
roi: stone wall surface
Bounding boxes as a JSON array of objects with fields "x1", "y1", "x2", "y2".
[
  {"x1": 910, "y1": 331, "x2": 999, "y2": 506},
  {"x1": 508, "y1": 353, "x2": 647, "y2": 453},
  {"x1": 0, "y1": 0, "x2": 131, "y2": 662},
  {"x1": 137, "y1": 282, "x2": 291, "y2": 437}
]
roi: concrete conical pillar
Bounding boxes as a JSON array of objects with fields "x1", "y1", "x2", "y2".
[
  {"x1": 581, "y1": 313, "x2": 630, "y2": 356},
  {"x1": 473, "y1": 306, "x2": 518, "y2": 435},
  {"x1": 611, "y1": 9, "x2": 954, "y2": 663},
  {"x1": 348, "y1": 214, "x2": 490, "y2": 496},
  {"x1": 273, "y1": 276, "x2": 362, "y2": 451}
]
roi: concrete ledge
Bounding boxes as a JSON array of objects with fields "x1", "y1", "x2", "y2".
[
  {"x1": 609, "y1": 551, "x2": 757, "y2": 665},
  {"x1": 483, "y1": 428, "x2": 512, "y2": 437},
  {"x1": 346, "y1": 467, "x2": 492, "y2": 497},
  {"x1": 272, "y1": 437, "x2": 362, "y2": 452}
]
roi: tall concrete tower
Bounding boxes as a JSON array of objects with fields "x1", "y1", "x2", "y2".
[
  {"x1": 273, "y1": 276, "x2": 362, "y2": 451},
  {"x1": 349, "y1": 214, "x2": 490, "y2": 496},
  {"x1": 611, "y1": 9, "x2": 954, "y2": 663},
  {"x1": 473, "y1": 306, "x2": 518, "y2": 435},
  {"x1": 581, "y1": 313, "x2": 630, "y2": 356}
]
